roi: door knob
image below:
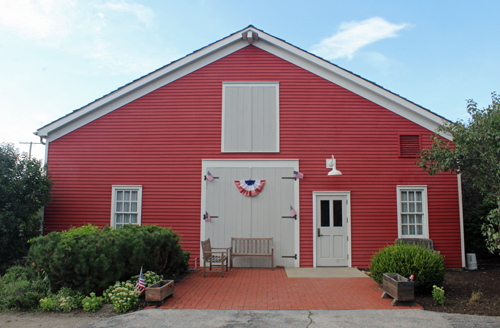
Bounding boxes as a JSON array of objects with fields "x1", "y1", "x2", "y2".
[{"x1": 317, "y1": 228, "x2": 323, "y2": 237}]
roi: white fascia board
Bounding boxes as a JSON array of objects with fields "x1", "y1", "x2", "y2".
[
  {"x1": 252, "y1": 34, "x2": 452, "y2": 141},
  {"x1": 38, "y1": 26, "x2": 452, "y2": 142},
  {"x1": 37, "y1": 32, "x2": 249, "y2": 141}
]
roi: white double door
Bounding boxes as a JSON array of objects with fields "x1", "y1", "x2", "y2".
[
  {"x1": 316, "y1": 194, "x2": 349, "y2": 267},
  {"x1": 203, "y1": 161, "x2": 298, "y2": 267}
]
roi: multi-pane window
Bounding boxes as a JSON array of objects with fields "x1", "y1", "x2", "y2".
[
  {"x1": 397, "y1": 186, "x2": 428, "y2": 238},
  {"x1": 111, "y1": 186, "x2": 142, "y2": 229}
]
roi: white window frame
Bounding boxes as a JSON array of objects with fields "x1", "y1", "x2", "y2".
[
  {"x1": 221, "y1": 82, "x2": 280, "y2": 153},
  {"x1": 111, "y1": 185, "x2": 143, "y2": 228},
  {"x1": 397, "y1": 185, "x2": 429, "y2": 239}
]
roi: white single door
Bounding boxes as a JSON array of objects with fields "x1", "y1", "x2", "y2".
[
  {"x1": 205, "y1": 166, "x2": 295, "y2": 267},
  {"x1": 316, "y1": 195, "x2": 348, "y2": 267}
]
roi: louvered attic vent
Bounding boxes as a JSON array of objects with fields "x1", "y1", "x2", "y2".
[{"x1": 400, "y1": 135, "x2": 420, "y2": 157}]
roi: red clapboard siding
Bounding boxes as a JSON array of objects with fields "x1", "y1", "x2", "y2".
[{"x1": 45, "y1": 45, "x2": 462, "y2": 268}]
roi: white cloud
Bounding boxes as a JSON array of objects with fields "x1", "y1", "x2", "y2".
[
  {"x1": 0, "y1": 0, "x2": 74, "y2": 44},
  {"x1": 311, "y1": 17, "x2": 407, "y2": 60},
  {"x1": 102, "y1": 0, "x2": 155, "y2": 28},
  {"x1": 0, "y1": 0, "x2": 167, "y2": 73}
]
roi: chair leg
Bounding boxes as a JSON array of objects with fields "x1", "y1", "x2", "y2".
[{"x1": 203, "y1": 259, "x2": 206, "y2": 278}]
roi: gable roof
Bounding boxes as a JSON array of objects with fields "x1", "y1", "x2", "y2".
[{"x1": 36, "y1": 25, "x2": 452, "y2": 141}]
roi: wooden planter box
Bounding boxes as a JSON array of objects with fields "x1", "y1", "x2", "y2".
[
  {"x1": 381, "y1": 273, "x2": 414, "y2": 306},
  {"x1": 145, "y1": 280, "x2": 174, "y2": 305}
]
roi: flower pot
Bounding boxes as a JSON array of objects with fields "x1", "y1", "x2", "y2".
[
  {"x1": 381, "y1": 273, "x2": 414, "y2": 305},
  {"x1": 145, "y1": 280, "x2": 174, "y2": 305}
]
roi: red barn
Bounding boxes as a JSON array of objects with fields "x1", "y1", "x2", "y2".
[{"x1": 35, "y1": 26, "x2": 464, "y2": 269}]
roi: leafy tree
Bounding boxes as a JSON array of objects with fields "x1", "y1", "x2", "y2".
[
  {"x1": 418, "y1": 93, "x2": 500, "y2": 254},
  {"x1": 0, "y1": 143, "x2": 52, "y2": 272}
]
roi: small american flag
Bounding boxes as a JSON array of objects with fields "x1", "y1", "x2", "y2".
[
  {"x1": 206, "y1": 171, "x2": 214, "y2": 181},
  {"x1": 290, "y1": 206, "x2": 297, "y2": 217},
  {"x1": 205, "y1": 211, "x2": 211, "y2": 222},
  {"x1": 135, "y1": 268, "x2": 145, "y2": 295},
  {"x1": 293, "y1": 171, "x2": 304, "y2": 179},
  {"x1": 409, "y1": 274, "x2": 414, "y2": 281}
]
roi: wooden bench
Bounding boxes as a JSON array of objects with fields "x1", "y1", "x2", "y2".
[{"x1": 230, "y1": 237, "x2": 273, "y2": 269}]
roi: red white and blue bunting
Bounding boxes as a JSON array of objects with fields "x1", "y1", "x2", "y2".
[{"x1": 234, "y1": 180, "x2": 266, "y2": 197}]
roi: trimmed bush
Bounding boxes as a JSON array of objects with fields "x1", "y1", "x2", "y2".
[
  {"x1": 28, "y1": 224, "x2": 189, "y2": 295},
  {"x1": 369, "y1": 242, "x2": 445, "y2": 292}
]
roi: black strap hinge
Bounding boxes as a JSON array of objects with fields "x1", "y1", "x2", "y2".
[{"x1": 282, "y1": 254, "x2": 297, "y2": 260}]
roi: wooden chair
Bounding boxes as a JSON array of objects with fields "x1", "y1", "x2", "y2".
[{"x1": 201, "y1": 238, "x2": 230, "y2": 277}]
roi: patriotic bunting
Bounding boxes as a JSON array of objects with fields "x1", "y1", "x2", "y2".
[{"x1": 234, "y1": 180, "x2": 266, "y2": 197}]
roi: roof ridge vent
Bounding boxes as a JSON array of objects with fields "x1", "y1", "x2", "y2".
[{"x1": 242, "y1": 30, "x2": 259, "y2": 44}]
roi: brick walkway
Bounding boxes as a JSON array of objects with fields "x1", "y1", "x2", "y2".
[{"x1": 157, "y1": 268, "x2": 422, "y2": 310}]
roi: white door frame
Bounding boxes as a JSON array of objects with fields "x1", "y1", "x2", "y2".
[
  {"x1": 201, "y1": 159, "x2": 300, "y2": 267},
  {"x1": 313, "y1": 191, "x2": 351, "y2": 267}
]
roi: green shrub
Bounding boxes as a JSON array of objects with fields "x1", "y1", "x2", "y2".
[
  {"x1": 131, "y1": 271, "x2": 163, "y2": 288},
  {"x1": 0, "y1": 277, "x2": 49, "y2": 311},
  {"x1": 108, "y1": 281, "x2": 139, "y2": 313},
  {"x1": 432, "y1": 285, "x2": 445, "y2": 305},
  {"x1": 0, "y1": 143, "x2": 52, "y2": 273},
  {"x1": 0, "y1": 265, "x2": 39, "y2": 283},
  {"x1": 103, "y1": 284, "x2": 116, "y2": 304},
  {"x1": 82, "y1": 293, "x2": 103, "y2": 312},
  {"x1": 38, "y1": 287, "x2": 84, "y2": 312},
  {"x1": 28, "y1": 224, "x2": 189, "y2": 295},
  {"x1": 39, "y1": 296, "x2": 58, "y2": 311},
  {"x1": 369, "y1": 242, "x2": 445, "y2": 292}
]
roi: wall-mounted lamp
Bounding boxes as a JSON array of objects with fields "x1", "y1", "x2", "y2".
[{"x1": 326, "y1": 155, "x2": 342, "y2": 176}]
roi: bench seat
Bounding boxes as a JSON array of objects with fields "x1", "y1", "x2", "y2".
[{"x1": 230, "y1": 237, "x2": 273, "y2": 269}]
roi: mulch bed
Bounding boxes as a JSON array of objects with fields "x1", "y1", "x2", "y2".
[{"x1": 415, "y1": 265, "x2": 500, "y2": 316}]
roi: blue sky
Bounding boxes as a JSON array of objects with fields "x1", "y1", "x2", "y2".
[{"x1": 1, "y1": 0, "x2": 498, "y2": 161}]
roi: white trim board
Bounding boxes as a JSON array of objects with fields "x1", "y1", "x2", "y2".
[
  {"x1": 200, "y1": 159, "x2": 300, "y2": 267},
  {"x1": 36, "y1": 26, "x2": 452, "y2": 142},
  {"x1": 396, "y1": 185, "x2": 429, "y2": 239},
  {"x1": 312, "y1": 191, "x2": 352, "y2": 268},
  {"x1": 221, "y1": 82, "x2": 280, "y2": 153},
  {"x1": 110, "y1": 185, "x2": 143, "y2": 228},
  {"x1": 457, "y1": 174, "x2": 466, "y2": 268}
]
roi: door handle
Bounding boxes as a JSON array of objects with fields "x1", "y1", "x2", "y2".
[{"x1": 317, "y1": 228, "x2": 324, "y2": 237}]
